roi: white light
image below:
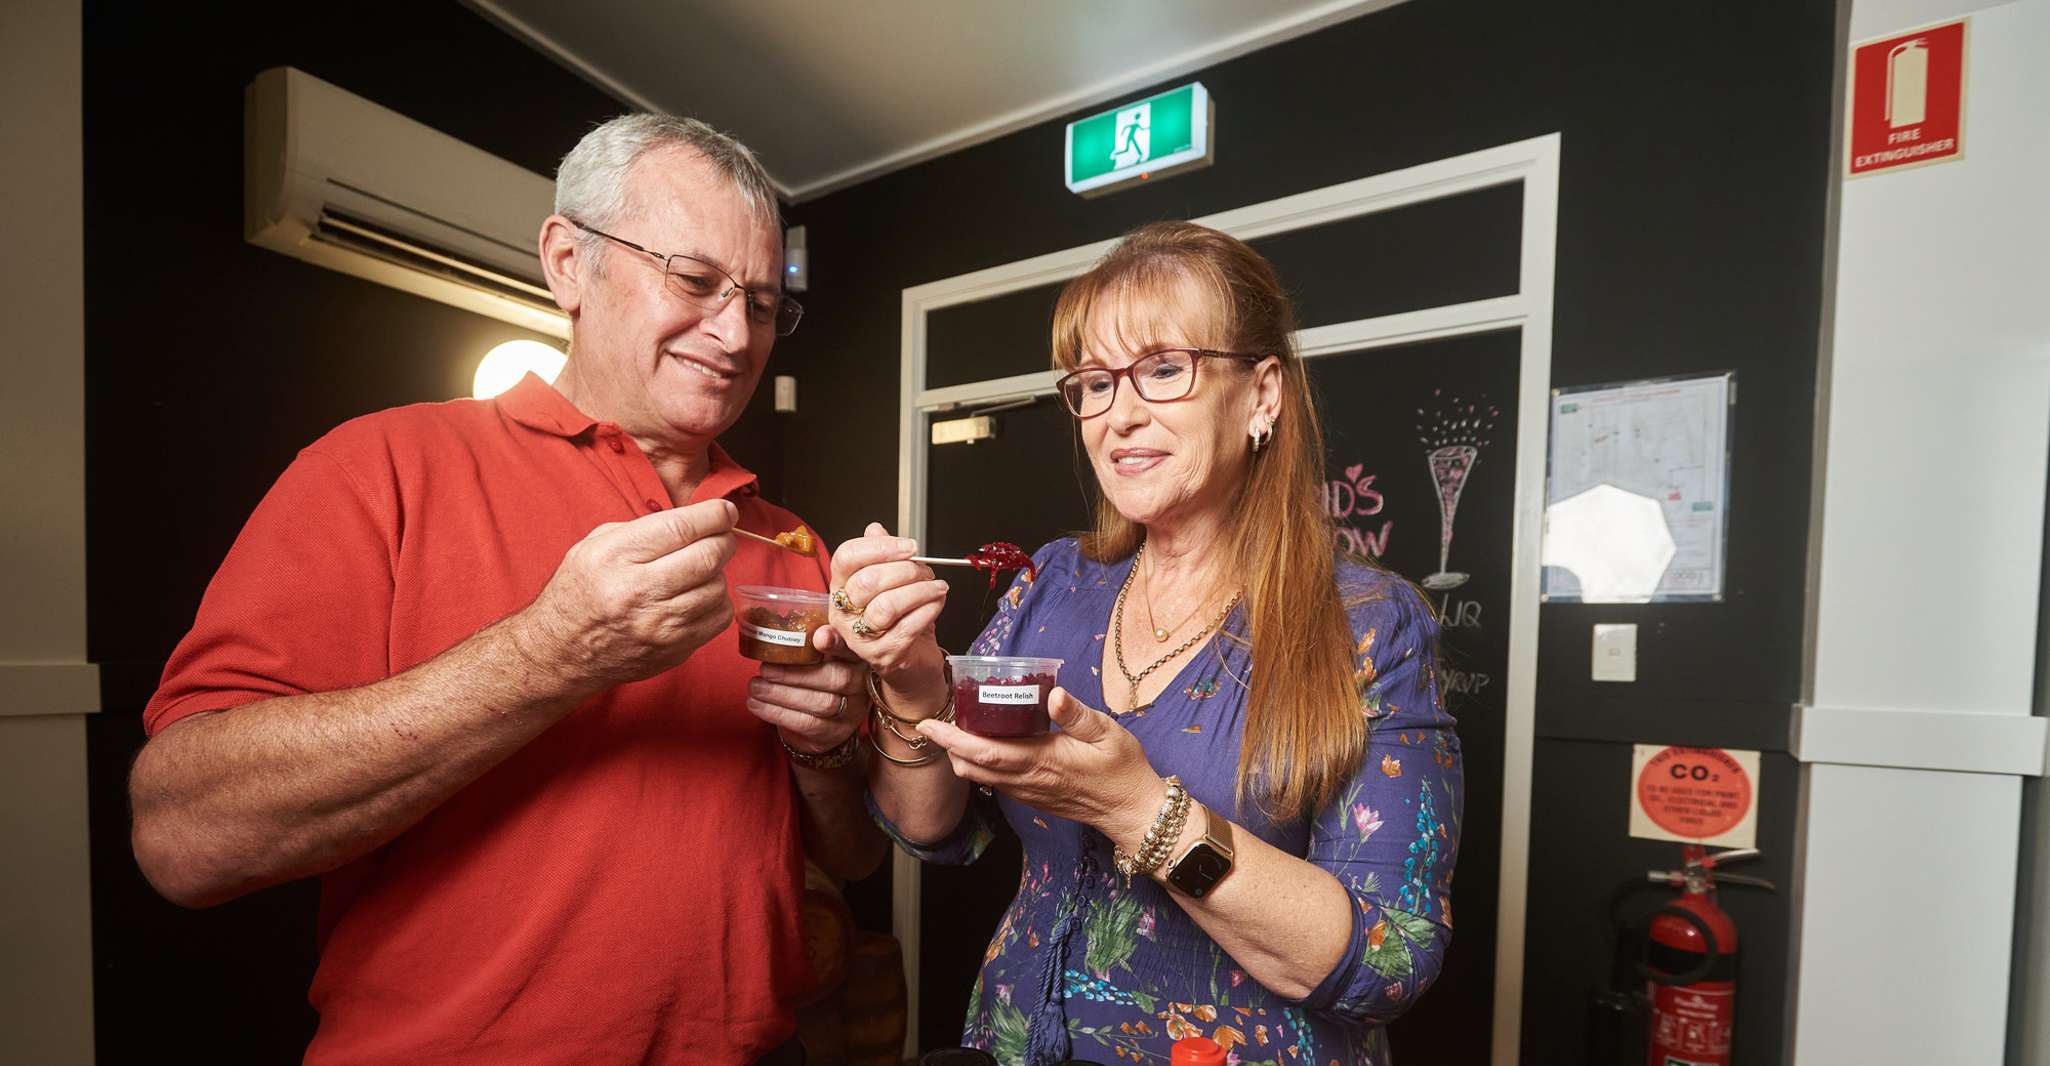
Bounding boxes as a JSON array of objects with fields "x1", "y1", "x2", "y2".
[
  {"x1": 472, "y1": 340, "x2": 566, "y2": 399},
  {"x1": 1541, "y1": 484, "x2": 1678, "y2": 602}
]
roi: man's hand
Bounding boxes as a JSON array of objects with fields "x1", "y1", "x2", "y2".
[
  {"x1": 513, "y1": 499, "x2": 739, "y2": 695},
  {"x1": 759, "y1": 627, "x2": 886, "y2": 880},
  {"x1": 746, "y1": 626, "x2": 868, "y2": 755}
]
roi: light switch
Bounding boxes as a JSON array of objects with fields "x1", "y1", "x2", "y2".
[
  {"x1": 1592, "y1": 623, "x2": 1637, "y2": 682},
  {"x1": 773, "y1": 375, "x2": 797, "y2": 413}
]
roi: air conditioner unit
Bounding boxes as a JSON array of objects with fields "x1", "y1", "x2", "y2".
[{"x1": 244, "y1": 66, "x2": 569, "y2": 339}]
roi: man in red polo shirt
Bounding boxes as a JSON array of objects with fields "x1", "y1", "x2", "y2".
[{"x1": 129, "y1": 115, "x2": 888, "y2": 1064}]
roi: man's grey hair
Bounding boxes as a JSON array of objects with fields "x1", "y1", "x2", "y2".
[{"x1": 554, "y1": 114, "x2": 781, "y2": 264}]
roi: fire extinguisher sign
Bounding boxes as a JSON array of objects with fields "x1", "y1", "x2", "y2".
[
  {"x1": 1846, "y1": 18, "x2": 1967, "y2": 178},
  {"x1": 1629, "y1": 745, "x2": 1760, "y2": 849}
]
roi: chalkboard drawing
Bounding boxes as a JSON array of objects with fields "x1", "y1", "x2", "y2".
[
  {"x1": 1423, "y1": 445, "x2": 1477, "y2": 590},
  {"x1": 1328, "y1": 462, "x2": 1391, "y2": 559},
  {"x1": 1110, "y1": 102, "x2": 1151, "y2": 169},
  {"x1": 1416, "y1": 391, "x2": 1498, "y2": 592}
]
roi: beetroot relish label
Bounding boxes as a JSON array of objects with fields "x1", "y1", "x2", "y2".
[{"x1": 951, "y1": 667, "x2": 1058, "y2": 736}]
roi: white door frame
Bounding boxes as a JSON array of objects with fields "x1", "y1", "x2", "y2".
[{"x1": 894, "y1": 134, "x2": 1559, "y2": 1065}]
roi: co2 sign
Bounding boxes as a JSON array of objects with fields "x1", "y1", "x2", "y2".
[{"x1": 1628, "y1": 745, "x2": 1760, "y2": 848}]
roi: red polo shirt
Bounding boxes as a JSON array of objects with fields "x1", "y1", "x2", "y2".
[{"x1": 145, "y1": 373, "x2": 827, "y2": 1064}]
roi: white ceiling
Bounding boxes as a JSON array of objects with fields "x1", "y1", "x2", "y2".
[{"x1": 466, "y1": 0, "x2": 1401, "y2": 202}]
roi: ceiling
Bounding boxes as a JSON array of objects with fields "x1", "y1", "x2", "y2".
[{"x1": 465, "y1": 0, "x2": 1401, "y2": 202}]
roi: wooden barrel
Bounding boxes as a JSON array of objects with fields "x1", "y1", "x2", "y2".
[
  {"x1": 796, "y1": 886, "x2": 855, "y2": 1006},
  {"x1": 841, "y1": 931, "x2": 907, "y2": 1066}
]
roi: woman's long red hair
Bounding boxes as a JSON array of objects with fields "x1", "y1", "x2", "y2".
[{"x1": 1052, "y1": 221, "x2": 1369, "y2": 822}]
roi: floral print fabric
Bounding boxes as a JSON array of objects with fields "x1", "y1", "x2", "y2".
[{"x1": 869, "y1": 539, "x2": 1462, "y2": 1065}]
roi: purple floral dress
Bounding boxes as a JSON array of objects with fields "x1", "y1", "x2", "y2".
[{"x1": 869, "y1": 539, "x2": 1463, "y2": 1066}]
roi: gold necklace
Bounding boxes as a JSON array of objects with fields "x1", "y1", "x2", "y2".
[
  {"x1": 1111, "y1": 542, "x2": 1242, "y2": 713},
  {"x1": 1140, "y1": 553, "x2": 1212, "y2": 642}
]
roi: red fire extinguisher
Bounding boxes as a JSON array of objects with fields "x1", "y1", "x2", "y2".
[{"x1": 1641, "y1": 846, "x2": 1771, "y2": 1066}]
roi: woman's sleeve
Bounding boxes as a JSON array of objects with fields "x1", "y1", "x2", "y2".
[
  {"x1": 866, "y1": 542, "x2": 1061, "y2": 864},
  {"x1": 1292, "y1": 579, "x2": 1464, "y2": 1025},
  {"x1": 865, "y1": 788, "x2": 998, "y2": 866}
]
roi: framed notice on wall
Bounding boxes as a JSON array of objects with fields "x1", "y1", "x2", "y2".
[{"x1": 1541, "y1": 372, "x2": 1734, "y2": 603}]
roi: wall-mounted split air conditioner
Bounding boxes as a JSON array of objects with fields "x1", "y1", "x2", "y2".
[{"x1": 243, "y1": 66, "x2": 568, "y2": 339}]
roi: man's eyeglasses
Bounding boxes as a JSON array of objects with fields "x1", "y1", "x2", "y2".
[
  {"x1": 572, "y1": 221, "x2": 803, "y2": 338},
  {"x1": 1054, "y1": 347, "x2": 1263, "y2": 419}
]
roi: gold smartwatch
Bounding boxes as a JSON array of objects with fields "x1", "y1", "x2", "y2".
[{"x1": 1163, "y1": 802, "x2": 1236, "y2": 898}]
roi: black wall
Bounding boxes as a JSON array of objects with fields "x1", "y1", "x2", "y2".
[
  {"x1": 775, "y1": 2, "x2": 1836, "y2": 1061},
  {"x1": 80, "y1": 1, "x2": 1836, "y2": 1061},
  {"x1": 80, "y1": 2, "x2": 790, "y2": 1060}
]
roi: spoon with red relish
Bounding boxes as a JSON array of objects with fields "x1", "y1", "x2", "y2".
[{"x1": 912, "y1": 541, "x2": 1037, "y2": 589}]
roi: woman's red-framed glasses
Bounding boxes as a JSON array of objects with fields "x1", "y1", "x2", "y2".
[{"x1": 1054, "y1": 347, "x2": 1262, "y2": 419}]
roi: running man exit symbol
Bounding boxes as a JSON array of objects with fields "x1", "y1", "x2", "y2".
[
  {"x1": 1111, "y1": 102, "x2": 1151, "y2": 169},
  {"x1": 1064, "y1": 82, "x2": 1212, "y2": 196}
]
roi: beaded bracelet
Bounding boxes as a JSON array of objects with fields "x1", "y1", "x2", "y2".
[
  {"x1": 1138, "y1": 781, "x2": 1193, "y2": 875},
  {"x1": 1113, "y1": 775, "x2": 1191, "y2": 880}
]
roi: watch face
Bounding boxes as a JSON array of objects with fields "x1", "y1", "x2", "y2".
[{"x1": 1171, "y1": 845, "x2": 1233, "y2": 897}]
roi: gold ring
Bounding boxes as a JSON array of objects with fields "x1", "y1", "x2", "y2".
[
  {"x1": 850, "y1": 618, "x2": 882, "y2": 639},
  {"x1": 831, "y1": 588, "x2": 864, "y2": 615}
]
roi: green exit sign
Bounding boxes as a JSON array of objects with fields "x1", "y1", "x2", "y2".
[{"x1": 1065, "y1": 82, "x2": 1213, "y2": 197}]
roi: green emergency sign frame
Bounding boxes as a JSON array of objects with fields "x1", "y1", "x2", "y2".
[{"x1": 1064, "y1": 82, "x2": 1214, "y2": 196}]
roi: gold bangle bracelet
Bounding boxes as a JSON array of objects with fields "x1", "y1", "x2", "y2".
[
  {"x1": 868, "y1": 706, "x2": 940, "y2": 766},
  {"x1": 877, "y1": 705, "x2": 931, "y2": 750},
  {"x1": 867, "y1": 665, "x2": 956, "y2": 727}
]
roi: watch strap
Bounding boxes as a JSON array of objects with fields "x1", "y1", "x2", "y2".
[
  {"x1": 781, "y1": 729, "x2": 861, "y2": 771},
  {"x1": 1164, "y1": 802, "x2": 1236, "y2": 896}
]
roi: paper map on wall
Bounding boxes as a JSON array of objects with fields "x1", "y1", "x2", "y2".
[{"x1": 1543, "y1": 373, "x2": 1732, "y2": 601}]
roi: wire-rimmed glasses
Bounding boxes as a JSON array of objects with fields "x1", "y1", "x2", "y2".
[{"x1": 572, "y1": 221, "x2": 803, "y2": 337}]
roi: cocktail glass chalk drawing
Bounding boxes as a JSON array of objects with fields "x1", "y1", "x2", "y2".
[
  {"x1": 1424, "y1": 445, "x2": 1477, "y2": 590},
  {"x1": 1416, "y1": 391, "x2": 1497, "y2": 592}
]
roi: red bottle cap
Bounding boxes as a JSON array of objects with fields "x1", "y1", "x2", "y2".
[{"x1": 1170, "y1": 1037, "x2": 1226, "y2": 1066}]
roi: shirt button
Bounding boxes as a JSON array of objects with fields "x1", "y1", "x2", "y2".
[
  {"x1": 645, "y1": 498, "x2": 664, "y2": 513},
  {"x1": 606, "y1": 437, "x2": 624, "y2": 453}
]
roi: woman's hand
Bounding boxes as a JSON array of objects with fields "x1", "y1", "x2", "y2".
[
  {"x1": 914, "y1": 687, "x2": 1168, "y2": 846},
  {"x1": 828, "y1": 523, "x2": 950, "y2": 696}
]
